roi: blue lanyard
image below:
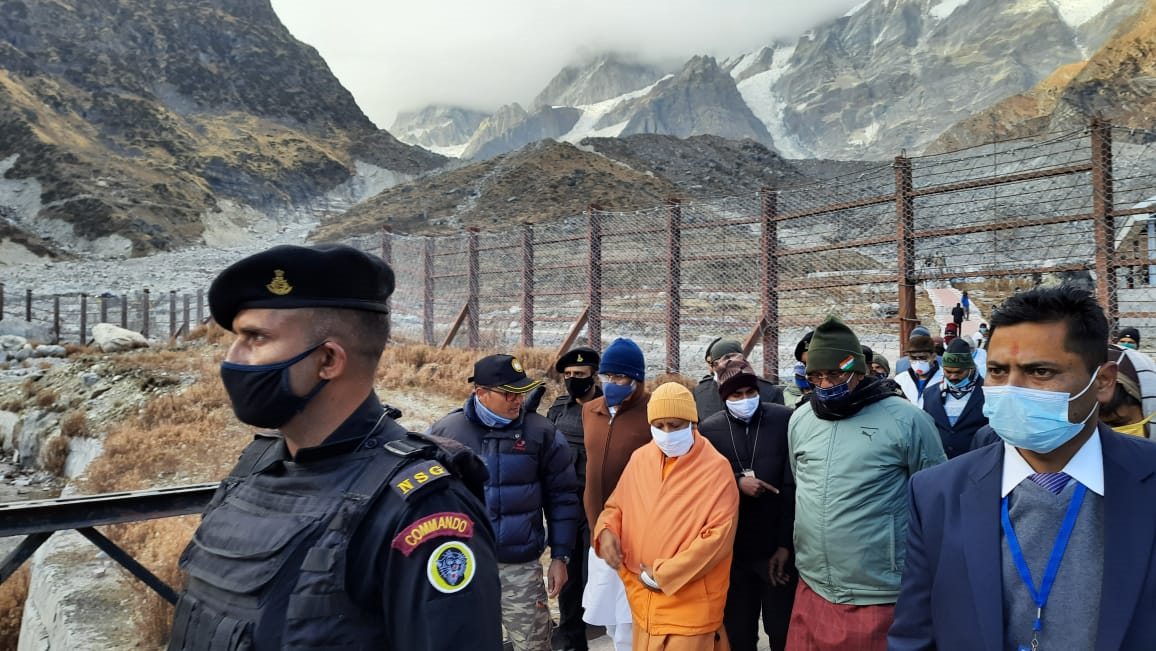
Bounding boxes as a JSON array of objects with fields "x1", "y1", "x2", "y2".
[{"x1": 1001, "y1": 482, "x2": 1087, "y2": 648}]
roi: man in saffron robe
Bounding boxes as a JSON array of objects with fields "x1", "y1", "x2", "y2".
[{"x1": 594, "y1": 381, "x2": 741, "y2": 651}]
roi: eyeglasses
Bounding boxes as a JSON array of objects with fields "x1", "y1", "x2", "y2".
[
  {"x1": 483, "y1": 388, "x2": 525, "y2": 402},
  {"x1": 805, "y1": 370, "x2": 852, "y2": 386},
  {"x1": 599, "y1": 373, "x2": 634, "y2": 386}
]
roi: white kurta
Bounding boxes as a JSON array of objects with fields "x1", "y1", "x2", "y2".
[{"x1": 582, "y1": 548, "x2": 632, "y2": 625}]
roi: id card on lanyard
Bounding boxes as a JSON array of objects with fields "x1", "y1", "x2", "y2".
[{"x1": 1002, "y1": 482, "x2": 1087, "y2": 651}]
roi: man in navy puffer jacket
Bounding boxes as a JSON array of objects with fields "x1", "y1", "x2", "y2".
[{"x1": 428, "y1": 353, "x2": 580, "y2": 651}]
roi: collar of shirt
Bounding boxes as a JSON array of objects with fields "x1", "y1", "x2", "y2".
[{"x1": 1000, "y1": 428, "x2": 1104, "y2": 498}]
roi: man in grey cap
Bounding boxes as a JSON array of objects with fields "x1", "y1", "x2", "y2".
[
  {"x1": 693, "y1": 336, "x2": 784, "y2": 422},
  {"x1": 170, "y1": 244, "x2": 502, "y2": 650}
]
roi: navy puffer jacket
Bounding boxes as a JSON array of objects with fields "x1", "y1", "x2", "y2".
[{"x1": 427, "y1": 397, "x2": 580, "y2": 564}]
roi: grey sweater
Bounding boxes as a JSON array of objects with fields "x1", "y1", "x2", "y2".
[{"x1": 1002, "y1": 479, "x2": 1103, "y2": 650}]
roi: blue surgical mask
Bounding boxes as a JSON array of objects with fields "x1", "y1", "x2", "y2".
[
  {"x1": 981, "y1": 367, "x2": 1101, "y2": 453},
  {"x1": 1121, "y1": 342, "x2": 1138, "y2": 350},
  {"x1": 726, "y1": 395, "x2": 760, "y2": 421},
  {"x1": 947, "y1": 375, "x2": 971, "y2": 390},
  {"x1": 603, "y1": 381, "x2": 635, "y2": 408},
  {"x1": 793, "y1": 361, "x2": 811, "y2": 391},
  {"x1": 813, "y1": 378, "x2": 852, "y2": 402},
  {"x1": 650, "y1": 425, "x2": 694, "y2": 457},
  {"x1": 473, "y1": 396, "x2": 513, "y2": 428}
]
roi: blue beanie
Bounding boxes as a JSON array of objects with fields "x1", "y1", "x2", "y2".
[{"x1": 598, "y1": 338, "x2": 645, "y2": 381}]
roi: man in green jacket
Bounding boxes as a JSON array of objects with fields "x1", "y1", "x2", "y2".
[{"x1": 786, "y1": 317, "x2": 946, "y2": 651}]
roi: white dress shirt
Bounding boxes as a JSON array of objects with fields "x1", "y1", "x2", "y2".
[{"x1": 1000, "y1": 429, "x2": 1105, "y2": 498}]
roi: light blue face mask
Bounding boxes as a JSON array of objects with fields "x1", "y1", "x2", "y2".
[
  {"x1": 982, "y1": 367, "x2": 1101, "y2": 453},
  {"x1": 473, "y1": 396, "x2": 513, "y2": 428}
]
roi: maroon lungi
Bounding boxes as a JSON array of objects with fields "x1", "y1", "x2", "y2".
[{"x1": 784, "y1": 579, "x2": 894, "y2": 651}]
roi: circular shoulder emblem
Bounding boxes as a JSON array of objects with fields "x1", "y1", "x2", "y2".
[
  {"x1": 427, "y1": 541, "x2": 476, "y2": 594},
  {"x1": 511, "y1": 357, "x2": 524, "y2": 373}
]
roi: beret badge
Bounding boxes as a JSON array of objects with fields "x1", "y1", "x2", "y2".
[{"x1": 266, "y1": 270, "x2": 293, "y2": 296}]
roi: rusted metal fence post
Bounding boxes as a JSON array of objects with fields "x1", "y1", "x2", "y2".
[
  {"x1": 183, "y1": 294, "x2": 190, "y2": 337},
  {"x1": 423, "y1": 238, "x2": 435, "y2": 346},
  {"x1": 1091, "y1": 118, "x2": 1118, "y2": 323},
  {"x1": 521, "y1": 223, "x2": 534, "y2": 348},
  {"x1": 0, "y1": 283, "x2": 4, "y2": 320},
  {"x1": 381, "y1": 226, "x2": 393, "y2": 264},
  {"x1": 196, "y1": 289, "x2": 204, "y2": 325},
  {"x1": 52, "y1": 296, "x2": 60, "y2": 343},
  {"x1": 666, "y1": 199, "x2": 682, "y2": 373},
  {"x1": 467, "y1": 228, "x2": 480, "y2": 348},
  {"x1": 100, "y1": 294, "x2": 109, "y2": 324},
  {"x1": 895, "y1": 155, "x2": 917, "y2": 351},
  {"x1": 760, "y1": 189, "x2": 780, "y2": 382},
  {"x1": 25, "y1": 289, "x2": 31, "y2": 322},
  {"x1": 587, "y1": 206, "x2": 603, "y2": 350},
  {"x1": 142, "y1": 289, "x2": 151, "y2": 339},
  {"x1": 169, "y1": 291, "x2": 177, "y2": 338},
  {"x1": 120, "y1": 294, "x2": 128, "y2": 330},
  {"x1": 80, "y1": 294, "x2": 88, "y2": 345}
]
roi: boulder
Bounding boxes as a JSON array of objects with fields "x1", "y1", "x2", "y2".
[
  {"x1": 13, "y1": 410, "x2": 59, "y2": 469},
  {"x1": 0, "y1": 334, "x2": 28, "y2": 351},
  {"x1": 33, "y1": 345, "x2": 67, "y2": 358},
  {"x1": 11, "y1": 344, "x2": 33, "y2": 361},
  {"x1": 92, "y1": 323, "x2": 149, "y2": 352}
]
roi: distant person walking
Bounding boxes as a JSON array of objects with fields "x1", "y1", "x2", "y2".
[
  {"x1": 951, "y1": 303, "x2": 965, "y2": 329},
  {"x1": 960, "y1": 292, "x2": 971, "y2": 320}
]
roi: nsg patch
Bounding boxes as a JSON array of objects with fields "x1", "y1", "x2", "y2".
[{"x1": 426, "y1": 541, "x2": 476, "y2": 594}]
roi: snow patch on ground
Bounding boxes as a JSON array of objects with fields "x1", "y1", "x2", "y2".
[
  {"x1": 558, "y1": 76, "x2": 672, "y2": 144},
  {"x1": 736, "y1": 44, "x2": 809, "y2": 159},
  {"x1": 929, "y1": 0, "x2": 972, "y2": 20},
  {"x1": 1047, "y1": 0, "x2": 1113, "y2": 28}
]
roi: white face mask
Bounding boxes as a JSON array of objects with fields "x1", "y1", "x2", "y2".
[
  {"x1": 650, "y1": 425, "x2": 695, "y2": 457},
  {"x1": 726, "y1": 395, "x2": 760, "y2": 421},
  {"x1": 912, "y1": 360, "x2": 932, "y2": 375}
]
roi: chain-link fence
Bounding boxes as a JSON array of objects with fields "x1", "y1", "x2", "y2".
[
  {"x1": 352, "y1": 120, "x2": 1156, "y2": 380},
  {"x1": 6, "y1": 120, "x2": 1155, "y2": 376}
]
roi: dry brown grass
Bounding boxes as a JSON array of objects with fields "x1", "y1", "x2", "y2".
[
  {"x1": 0, "y1": 397, "x2": 21, "y2": 412},
  {"x1": 377, "y1": 341, "x2": 561, "y2": 401},
  {"x1": 60, "y1": 408, "x2": 89, "y2": 438},
  {"x1": 650, "y1": 373, "x2": 696, "y2": 390},
  {"x1": 34, "y1": 389, "x2": 58, "y2": 410},
  {"x1": 39, "y1": 435, "x2": 69, "y2": 475},
  {"x1": 0, "y1": 566, "x2": 29, "y2": 650}
]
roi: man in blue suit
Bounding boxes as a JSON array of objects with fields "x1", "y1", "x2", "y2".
[{"x1": 889, "y1": 285, "x2": 1156, "y2": 651}]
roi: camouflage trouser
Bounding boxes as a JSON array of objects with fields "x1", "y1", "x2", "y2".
[{"x1": 499, "y1": 560, "x2": 553, "y2": 651}]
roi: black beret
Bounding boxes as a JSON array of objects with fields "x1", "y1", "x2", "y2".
[
  {"x1": 794, "y1": 331, "x2": 814, "y2": 362},
  {"x1": 209, "y1": 244, "x2": 395, "y2": 330},
  {"x1": 555, "y1": 346, "x2": 600, "y2": 372}
]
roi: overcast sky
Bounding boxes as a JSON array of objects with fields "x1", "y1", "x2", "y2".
[{"x1": 269, "y1": 0, "x2": 864, "y2": 129}]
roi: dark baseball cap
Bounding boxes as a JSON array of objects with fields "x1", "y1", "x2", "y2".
[{"x1": 469, "y1": 354, "x2": 542, "y2": 393}]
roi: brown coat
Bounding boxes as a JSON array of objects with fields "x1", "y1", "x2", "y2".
[{"x1": 581, "y1": 387, "x2": 652, "y2": 531}]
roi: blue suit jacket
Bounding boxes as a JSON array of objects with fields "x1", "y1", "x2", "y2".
[{"x1": 888, "y1": 424, "x2": 1156, "y2": 651}]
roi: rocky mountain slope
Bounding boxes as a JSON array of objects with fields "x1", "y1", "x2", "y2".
[
  {"x1": 404, "y1": 0, "x2": 1146, "y2": 162},
  {"x1": 0, "y1": 0, "x2": 444, "y2": 258},
  {"x1": 929, "y1": 0, "x2": 1156, "y2": 152},
  {"x1": 311, "y1": 134, "x2": 810, "y2": 240},
  {"x1": 389, "y1": 105, "x2": 490, "y2": 157}
]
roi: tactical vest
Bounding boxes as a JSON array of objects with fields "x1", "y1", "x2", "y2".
[
  {"x1": 548, "y1": 397, "x2": 587, "y2": 484},
  {"x1": 168, "y1": 426, "x2": 433, "y2": 651}
]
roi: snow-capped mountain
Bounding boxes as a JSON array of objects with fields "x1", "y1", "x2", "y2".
[
  {"x1": 390, "y1": 106, "x2": 490, "y2": 158},
  {"x1": 404, "y1": 0, "x2": 1144, "y2": 161}
]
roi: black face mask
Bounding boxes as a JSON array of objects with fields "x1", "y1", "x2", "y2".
[
  {"x1": 219, "y1": 342, "x2": 329, "y2": 429},
  {"x1": 565, "y1": 375, "x2": 595, "y2": 400}
]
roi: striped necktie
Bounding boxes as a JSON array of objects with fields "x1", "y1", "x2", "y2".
[{"x1": 1029, "y1": 472, "x2": 1071, "y2": 495}]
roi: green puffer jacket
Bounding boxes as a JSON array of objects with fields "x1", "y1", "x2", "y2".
[{"x1": 788, "y1": 395, "x2": 945, "y2": 605}]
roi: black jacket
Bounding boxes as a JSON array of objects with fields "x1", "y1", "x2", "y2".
[
  {"x1": 698, "y1": 402, "x2": 795, "y2": 560},
  {"x1": 693, "y1": 376, "x2": 784, "y2": 423},
  {"x1": 546, "y1": 387, "x2": 601, "y2": 487},
  {"x1": 951, "y1": 306, "x2": 965, "y2": 323},
  {"x1": 922, "y1": 378, "x2": 988, "y2": 459}
]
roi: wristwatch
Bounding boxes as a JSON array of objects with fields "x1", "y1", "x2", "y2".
[{"x1": 555, "y1": 556, "x2": 570, "y2": 565}]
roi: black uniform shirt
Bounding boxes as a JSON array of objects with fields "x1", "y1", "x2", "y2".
[{"x1": 271, "y1": 393, "x2": 504, "y2": 650}]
